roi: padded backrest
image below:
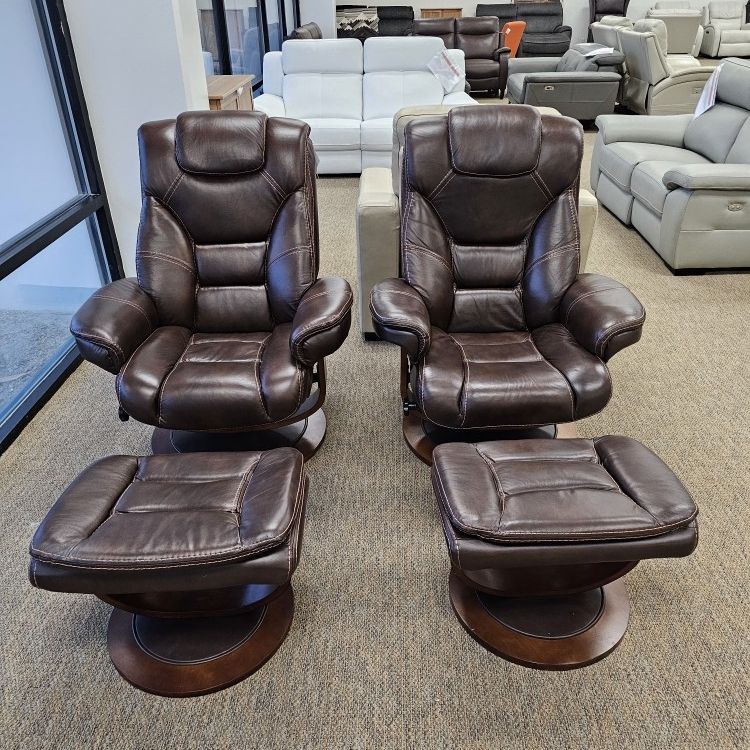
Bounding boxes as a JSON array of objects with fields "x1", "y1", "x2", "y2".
[
  {"x1": 136, "y1": 112, "x2": 318, "y2": 332},
  {"x1": 412, "y1": 18, "x2": 456, "y2": 47},
  {"x1": 262, "y1": 51, "x2": 284, "y2": 97},
  {"x1": 655, "y1": 0, "x2": 691, "y2": 8},
  {"x1": 520, "y1": 2, "x2": 564, "y2": 33},
  {"x1": 401, "y1": 106, "x2": 583, "y2": 333},
  {"x1": 594, "y1": 0, "x2": 631, "y2": 17},
  {"x1": 633, "y1": 18, "x2": 669, "y2": 52},
  {"x1": 685, "y1": 58, "x2": 750, "y2": 163},
  {"x1": 455, "y1": 17, "x2": 501, "y2": 59},
  {"x1": 502, "y1": 20, "x2": 526, "y2": 56},
  {"x1": 591, "y1": 16, "x2": 633, "y2": 46},
  {"x1": 708, "y1": 0, "x2": 743, "y2": 28},
  {"x1": 619, "y1": 25, "x2": 670, "y2": 82},
  {"x1": 363, "y1": 37, "x2": 447, "y2": 119},
  {"x1": 281, "y1": 39, "x2": 363, "y2": 119},
  {"x1": 476, "y1": 4, "x2": 518, "y2": 22}
]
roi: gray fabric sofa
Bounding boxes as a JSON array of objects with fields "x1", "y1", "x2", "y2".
[
  {"x1": 506, "y1": 48, "x2": 623, "y2": 120},
  {"x1": 356, "y1": 105, "x2": 599, "y2": 337},
  {"x1": 591, "y1": 58, "x2": 750, "y2": 272}
]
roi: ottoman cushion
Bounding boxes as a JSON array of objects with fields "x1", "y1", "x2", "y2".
[
  {"x1": 29, "y1": 449, "x2": 306, "y2": 594},
  {"x1": 433, "y1": 436, "x2": 697, "y2": 550}
]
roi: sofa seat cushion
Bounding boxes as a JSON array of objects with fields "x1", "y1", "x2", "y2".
[
  {"x1": 598, "y1": 142, "x2": 709, "y2": 191},
  {"x1": 29, "y1": 449, "x2": 307, "y2": 593},
  {"x1": 117, "y1": 325, "x2": 312, "y2": 430},
  {"x1": 432, "y1": 436, "x2": 698, "y2": 545},
  {"x1": 522, "y1": 33, "x2": 571, "y2": 55},
  {"x1": 630, "y1": 160, "x2": 683, "y2": 215},
  {"x1": 303, "y1": 118, "x2": 362, "y2": 150},
  {"x1": 667, "y1": 54, "x2": 703, "y2": 74},
  {"x1": 361, "y1": 118, "x2": 394, "y2": 151},
  {"x1": 465, "y1": 58, "x2": 501, "y2": 78},
  {"x1": 417, "y1": 326, "x2": 611, "y2": 430},
  {"x1": 720, "y1": 29, "x2": 750, "y2": 44}
]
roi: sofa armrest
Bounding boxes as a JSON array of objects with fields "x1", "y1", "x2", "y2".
[
  {"x1": 253, "y1": 93, "x2": 286, "y2": 118},
  {"x1": 441, "y1": 92, "x2": 476, "y2": 105},
  {"x1": 70, "y1": 278, "x2": 158, "y2": 374},
  {"x1": 370, "y1": 279, "x2": 431, "y2": 359},
  {"x1": 665, "y1": 66, "x2": 713, "y2": 80},
  {"x1": 554, "y1": 24, "x2": 573, "y2": 37},
  {"x1": 594, "y1": 113, "x2": 692, "y2": 147},
  {"x1": 508, "y1": 57, "x2": 560, "y2": 74},
  {"x1": 291, "y1": 277, "x2": 353, "y2": 367},
  {"x1": 493, "y1": 46, "x2": 511, "y2": 60},
  {"x1": 561, "y1": 274, "x2": 645, "y2": 361},
  {"x1": 663, "y1": 164, "x2": 750, "y2": 191}
]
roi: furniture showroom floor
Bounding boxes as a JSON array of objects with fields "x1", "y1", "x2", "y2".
[{"x1": 2, "y1": 133, "x2": 748, "y2": 750}]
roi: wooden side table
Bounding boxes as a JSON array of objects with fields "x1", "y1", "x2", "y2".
[
  {"x1": 207, "y1": 75, "x2": 255, "y2": 111},
  {"x1": 420, "y1": 7, "x2": 463, "y2": 18}
]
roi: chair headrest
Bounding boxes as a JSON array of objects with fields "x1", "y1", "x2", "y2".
[
  {"x1": 708, "y1": 0, "x2": 744, "y2": 19},
  {"x1": 175, "y1": 111, "x2": 266, "y2": 175},
  {"x1": 456, "y1": 16, "x2": 500, "y2": 34},
  {"x1": 598, "y1": 15, "x2": 634, "y2": 26},
  {"x1": 634, "y1": 18, "x2": 668, "y2": 53},
  {"x1": 447, "y1": 105, "x2": 543, "y2": 176}
]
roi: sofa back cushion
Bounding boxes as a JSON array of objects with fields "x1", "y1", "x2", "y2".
[
  {"x1": 412, "y1": 18, "x2": 456, "y2": 47},
  {"x1": 362, "y1": 37, "x2": 446, "y2": 119},
  {"x1": 520, "y1": 2, "x2": 564, "y2": 34},
  {"x1": 455, "y1": 17, "x2": 500, "y2": 59},
  {"x1": 558, "y1": 49, "x2": 597, "y2": 71},
  {"x1": 708, "y1": 0, "x2": 743, "y2": 29},
  {"x1": 619, "y1": 26, "x2": 670, "y2": 84},
  {"x1": 476, "y1": 4, "x2": 518, "y2": 22},
  {"x1": 282, "y1": 39, "x2": 363, "y2": 119}
]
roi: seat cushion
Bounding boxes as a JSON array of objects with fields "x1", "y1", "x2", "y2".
[
  {"x1": 720, "y1": 29, "x2": 750, "y2": 43},
  {"x1": 117, "y1": 325, "x2": 312, "y2": 429},
  {"x1": 630, "y1": 160, "x2": 680, "y2": 215},
  {"x1": 598, "y1": 142, "x2": 709, "y2": 191},
  {"x1": 29, "y1": 449, "x2": 307, "y2": 593},
  {"x1": 416, "y1": 326, "x2": 611, "y2": 430},
  {"x1": 303, "y1": 117, "x2": 362, "y2": 150},
  {"x1": 465, "y1": 58, "x2": 501, "y2": 78},
  {"x1": 361, "y1": 118, "x2": 394, "y2": 151},
  {"x1": 432, "y1": 436, "x2": 698, "y2": 544}
]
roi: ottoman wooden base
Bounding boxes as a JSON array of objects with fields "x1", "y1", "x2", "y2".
[
  {"x1": 449, "y1": 572, "x2": 630, "y2": 670},
  {"x1": 151, "y1": 410, "x2": 326, "y2": 460},
  {"x1": 107, "y1": 584, "x2": 294, "y2": 697}
]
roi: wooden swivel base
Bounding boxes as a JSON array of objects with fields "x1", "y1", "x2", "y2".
[
  {"x1": 106, "y1": 584, "x2": 294, "y2": 697},
  {"x1": 449, "y1": 572, "x2": 630, "y2": 670},
  {"x1": 151, "y1": 410, "x2": 326, "y2": 460},
  {"x1": 404, "y1": 412, "x2": 578, "y2": 466}
]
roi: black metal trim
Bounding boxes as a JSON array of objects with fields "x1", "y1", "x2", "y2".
[
  {"x1": 279, "y1": 0, "x2": 288, "y2": 38},
  {"x1": 259, "y1": 0, "x2": 272, "y2": 53},
  {"x1": 0, "y1": 344, "x2": 81, "y2": 454},
  {"x1": 0, "y1": 195, "x2": 104, "y2": 280},
  {"x1": 212, "y1": 0, "x2": 233, "y2": 74}
]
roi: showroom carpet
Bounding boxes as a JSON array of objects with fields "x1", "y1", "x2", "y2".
[{"x1": 1, "y1": 133, "x2": 748, "y2": 750}]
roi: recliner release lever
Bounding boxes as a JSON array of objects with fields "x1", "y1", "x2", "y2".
[{"x1": 403, "y1": 400, "x2": 418, "y2": 416}]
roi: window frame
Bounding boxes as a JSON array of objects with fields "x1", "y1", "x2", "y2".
[{"x1": 0, "y1": 0, "x2": 122, "y2": 451}]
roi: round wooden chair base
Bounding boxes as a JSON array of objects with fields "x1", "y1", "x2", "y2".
[
  {"x1": 107, "y1": 584, "x2": 294, "y2": 697},
  {"x1": 150, "y1": 410, "x2": 326, "y2": 460},
  {"x1": 403, "y1": 412, "x2": 557, "y2": 465},
  {"x1": 449, "y1": 572, "x2": 630, "y2": 670}
]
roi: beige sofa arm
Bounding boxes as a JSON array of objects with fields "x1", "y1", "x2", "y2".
[
  {"x1": 578, "y1": 189, "x2": 598, "y2": 272},
  {"x1": 356, "y1": 168, "x2": 400, "y2": 337}
]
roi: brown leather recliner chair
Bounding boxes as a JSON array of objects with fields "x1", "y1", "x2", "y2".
[
  {"x1": 288, "y1": 21, "x2": 322, "y2": 39},
  {"x1": 71, "y1": 111, "x2": 352, "y2": 457},
  {"x1": 413, "y1": 17, "x2": 511, "y2": 96},
  {"x1": 370, "y1": 105, "x2": 645, "y2": 464}
]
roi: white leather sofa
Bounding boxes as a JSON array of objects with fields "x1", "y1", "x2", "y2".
[
  {"x1": 701, "y1": 0, "x2": 750, "y2": 57},
  {"x1": 591, "y1": 58, "x2": 750, "y2": 271},
  {"x1": 617, "y1": 19, "x2": 712, "y2": 115},
  {"x1": 647, "y1": 1, "x2": 703, "y2": 55},
  {"x1": 254, "y1": 38, "x2": 475, "y2": 174},
  {"x1": 356, "y1": 105, "x2": 600, "y2": 337}
]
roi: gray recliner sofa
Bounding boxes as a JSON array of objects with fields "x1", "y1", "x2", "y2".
[
  {"x1": 506, "y1": 47, "x2": 623, "y2": 120},
  {"x1": 646, "y1": 1, "x2": 703, "y2": 55},
  {"x1": 591, "y1": 58, "x2": 750, "y2": 272}
]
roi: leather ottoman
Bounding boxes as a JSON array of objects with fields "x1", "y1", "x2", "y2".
[
  {"x1": 432, "y1": 436, "x2": 698, "y2": 670},
  {"x1": 29, "y1": 448, "x2": 307, "y2": 696}
]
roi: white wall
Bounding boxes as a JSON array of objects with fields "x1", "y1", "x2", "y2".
[
  {"x1": 300, "y1": 0, "x2": 337, "y2": 37},
  {"x1": 64, "y1": 0, "x2": 209, "y2": 276}
]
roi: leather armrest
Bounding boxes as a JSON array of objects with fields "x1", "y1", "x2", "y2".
[
  {"x1": 70, "y1": 278, "x2": 158, "y2": 374},
  {"x1": 594, "y1": 113, "x2": 692, "y2": 146},
  {"x1": 554, "y1": 24, "x2": 573, "y2": 36},
  {"x1": 663, "y1": 164, "x2": 750, "y2": 191},
  {"x1": 370, "y1": 279, "x2": 431, "y2": 359},
  {"x1": 290, "y1": 277, "x2": 353, "y2": 367},
  {"x1": 493, "y1": 46, "x2": 511, "y2": 60},
  {"x1": 561, "y1": 274, "x2": 645, "y2": 361}
]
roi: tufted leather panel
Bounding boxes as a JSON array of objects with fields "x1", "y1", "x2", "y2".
[{"x1": 29, "y1": 449, "x2": 307, "y2": 594}]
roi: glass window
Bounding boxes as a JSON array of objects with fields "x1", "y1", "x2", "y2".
[
  {"x1": 196, "y1": 0, "x2": 220, "y2": 74},
  {"x1": 0, "y1": 1, "x2": 81, "y2": 244},
  {"x1": 0, "y1": 221, "x2": 104, "y2": 420},
  {"x1": 225, "y1": 0, "x2": 266, "y2": 81},
  {"x1": 283, "y1": 0, "x2": 298, "y2": 37}
]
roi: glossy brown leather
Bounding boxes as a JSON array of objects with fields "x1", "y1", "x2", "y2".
[
  {"x1": 370, "y1": 106, "x2": 644, "y2": 430},
  {"x1": 412, "y1": 16, "x2": 510, "y2": 93},
  {"x1": 369, "y1": 278, "x2": 431, "y2": 359},
  {"x1": 70, "y1": 111, "x2": 352, "y2": 431},
  {"x1": 29, "y1": 449, "x2": 307, "y2": 594},
  {"x1": 433, "y1": 436, "x2": 699, "y2": 569}
]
